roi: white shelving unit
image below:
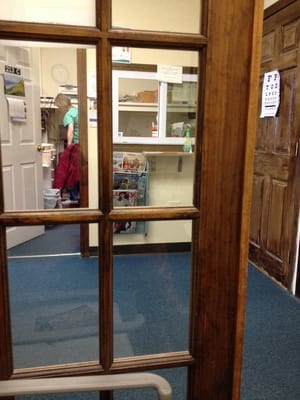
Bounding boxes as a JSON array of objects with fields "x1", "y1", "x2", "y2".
[{"x1": 112, "y1": 69, "x2": 197, "y2": 145}]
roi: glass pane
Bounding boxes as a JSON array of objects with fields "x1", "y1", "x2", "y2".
[
  {"x1": 7, "y1": 224, "x2": 99, "y2": 369},
  {"x1": 0, "y1": 1, "x2": 96, "y2": 26},
  {"x1": 118, "y1": 74, "x2": 159, "y2": 138},
  {"x1": 166, "y1": 81, "x2": 198, "y2": 138},
  {"x1": 112, "y1": 48, "x2": 199, "y2": 146},
  {"x1": 115, "y1": 367, "x2": 187, "y2": 400},
  {"x1": 112, "y1": 48, "x2": 198, "y2": 207},
  {"x1": 0, "y1": 42, "x2": 98, "y2": 212},
  {"x1": 113, "y1": 150, "x2": 194, "y2": 208},
  {"x1": 112, "y1": 0, "x2": 202, "y2": 34},
  {"x1": 113, "y1": 231, "x2": 191, "y2": 357}
]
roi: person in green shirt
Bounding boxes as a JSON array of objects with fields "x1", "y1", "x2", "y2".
[
  {"x1": 55, "y1": 93, "x2": 79, "y2": 145},
  {"x1": 54, "y1": 93, "x2": 80, "y2": 202}
]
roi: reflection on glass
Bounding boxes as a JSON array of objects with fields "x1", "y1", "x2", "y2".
[
  {"x1": 113, "y1": 243, "x2": 191, "y2": 357},
  {"x1": 115, "y1": 367, "x2": 187, "y2": 400},
  {"x1": 7, "y1": 224, "x2": 99, "y2": 369},
  {"x1": 112, "y1": 0, "x2": 201, "y2": 34},
  {"x1": 0, "y1": 42, "x2": 97, "y2": 212}
]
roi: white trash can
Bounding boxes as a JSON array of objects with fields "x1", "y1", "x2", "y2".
[{"x1": 43, "y1": 189, "x2": 61, "y2": 209}]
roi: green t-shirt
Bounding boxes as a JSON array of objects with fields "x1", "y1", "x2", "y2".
[{"x1": 63, "y1": 107, "x2": 79, "y2": 143}]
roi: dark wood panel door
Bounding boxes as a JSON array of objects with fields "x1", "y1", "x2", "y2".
[{"x1": 249, "y1": 0, "x2": 300, "y2": 289}]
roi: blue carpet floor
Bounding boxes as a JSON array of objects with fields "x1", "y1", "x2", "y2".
[
  {"x1": 8, "y1": 224, "x2": 81, "y2": 256},
  {"x1": 6, "y1": 227, "x2": 300, "y2": 399},
  {"x1": 241, "y1": 265, "x2": 300, "y2": 400}
]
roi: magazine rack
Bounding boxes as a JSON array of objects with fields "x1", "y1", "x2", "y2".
[{"x1": 113, "y1": 152, "x2": 148, "y2": 235}]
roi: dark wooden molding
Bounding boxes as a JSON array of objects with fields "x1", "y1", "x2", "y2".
[{"x1": 264, "y1": 0, "x2": 297, "y2": 18}]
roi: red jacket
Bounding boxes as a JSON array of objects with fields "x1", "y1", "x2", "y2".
[{"x1": 53, "y1": 144, "x2": 80, "y2": 189}]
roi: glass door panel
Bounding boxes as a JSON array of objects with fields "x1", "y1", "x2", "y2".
[
  {"x1": 166, "y1": 80, "x2": 198, "y2": 138},
  {"x1": 113, "y1": 226, "x2": 191, "y2": 358},
  {"x1": 112, "y1": 48, "x2": 199, "y2": 145},
  {"x1": 112, "y1": 0, "x2": 202, "y2": 34},
  {"x1": 0, "y1": 41, "x2": 97, "y2": 214},
  {"x1": 112, "y1": 148, "x2": 194, "y2": 219},
  {"x1": 118, "y1": 75, "x2": 159, "y2": 138},
  {"x1": 0, "y1": 1, "x2": 96, "y2": 26},
  {"x1": 7, "y1": 223, "x2": 99, "y2": 369}
]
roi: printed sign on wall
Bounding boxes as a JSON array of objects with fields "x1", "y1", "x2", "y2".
[{"x1": 260, "y1": 70, "x2": 280, "y2": 118}]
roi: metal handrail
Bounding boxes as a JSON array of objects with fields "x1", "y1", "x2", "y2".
[{"x1": 0, "y1": 373, "x2": 172, "y2": 400}]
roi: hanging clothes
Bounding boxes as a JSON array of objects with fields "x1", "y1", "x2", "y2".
[{"x1": 53, "y1": 143, "x2": 80, "y2": 190}]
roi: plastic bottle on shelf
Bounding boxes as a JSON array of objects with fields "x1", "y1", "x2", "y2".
[
  {"x1": 152, "y1": 115, "x2": 158, "y2": 137},
  {"x1": 183, "y1": 126, "x2": 192, "y2": 153}
]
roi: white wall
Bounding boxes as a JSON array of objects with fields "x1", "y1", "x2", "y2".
[
  {"x1": 264, "y1": 0, "x2": 279, "y2": 8},
  {"x1": 40, "y1": 48, "x2": 77, "y2": 98},
  {"x1": 0, "y1": 1, "x2": 95, "y2": 26}
]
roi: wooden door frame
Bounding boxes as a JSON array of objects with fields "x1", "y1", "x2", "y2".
[
  {"x1": 0, "y1": 1, "x2": 264, "y2": 399},
  {"x1": 76, "y1": 48, "x2": 90, "y2": 256}
]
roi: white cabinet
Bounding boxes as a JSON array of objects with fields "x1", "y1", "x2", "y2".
[{"x1": 112, "y1": 69, "x2": 197, "y2": 145}]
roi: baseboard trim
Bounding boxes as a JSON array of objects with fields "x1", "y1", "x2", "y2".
[{"x1": 88, "y1": 242, "x2": 191, "y2": 256}]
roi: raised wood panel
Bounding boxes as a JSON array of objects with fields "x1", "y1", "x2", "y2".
[
  {"x1": 255, "y1": 116, "x2": 268, "y2": 151},
  {"x1": 2, "y1": 166, "x2": 14, "y2": 211},
  {"x1": 265, "y1": 178, "x2": 286, "y2": 257},
  {"x1": 255, "y1": 79, "x2": 268, "y2": 152},
  {"x1": 275, "y1": 68, "x2": 296, "y2": 154},
  {"x1": 281, "y1": 19, "x2": 299, "y2": 53},
  {"x1": 261, "y1": 31, "x2": 276, "y2": 63},
  {"x1": 261, "y1": 51, "x2": 298, "y2": 73},
  {"x1": 249, "y1": 174, "x2": 264, "y2": 244},
  {"x1": 21, "y1": 163, "x2": 39, "y2": 209},
  {"x1": 0, "y1": 46, "x2": 5, "y2": 61},
  {"x1": 253, "y1": 153, "x2": 289, "y2": 179},
  {"x1": 15, "y1": 47, "x2": 31, "y2": 66},
  {"x1": 249, "y1": 242, "x2": 286, "y2": 282}
]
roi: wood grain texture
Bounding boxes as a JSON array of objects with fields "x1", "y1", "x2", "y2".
[
  {"x1": 189, "y1": 0, "x2": 264, "y2": 398},
  {"x1": 249, "y1": 0, "x2": 300, "y2": 289},
  {"x1": 0, "y1": 1, "x2": 264, "y2": 399}
]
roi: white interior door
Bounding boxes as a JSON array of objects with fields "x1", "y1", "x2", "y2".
[{"x1": 0, "y1": 45, "x2": 44, "y2": 249}]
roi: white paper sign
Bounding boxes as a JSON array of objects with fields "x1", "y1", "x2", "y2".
[
  {"x1": 7, "y1": 97, "x2": 26, "y2": 121},
  {"x1": 260, "y1": 70, "x2": 280, "y2": 118},
  {"x1": 157, "y1": 64, "x2": 183, "y2": 83},
  {"x1": 112, "y1": 47, "x2": 131, "y2": 63}
]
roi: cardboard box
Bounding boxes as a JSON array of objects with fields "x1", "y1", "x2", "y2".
[{"x1": 137, "y1": 90, "x2": 158, "y2": 103}]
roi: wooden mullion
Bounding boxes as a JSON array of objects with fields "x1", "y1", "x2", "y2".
[
  {"x1": 0, "y1": 21, "x2": 101, "y2": 43},
  {"x1": 109, "y1": 206, "x2": 199, "y2": 221},
  {"x1": 0, "y1": 210, "x2": 103, "y2": 226},
  {"x1": 97, "y1": 30, "x2": 114, "y2": 375},
  {"x1": 108, "y1": 30, "x2": 207, "y2": 49}
]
